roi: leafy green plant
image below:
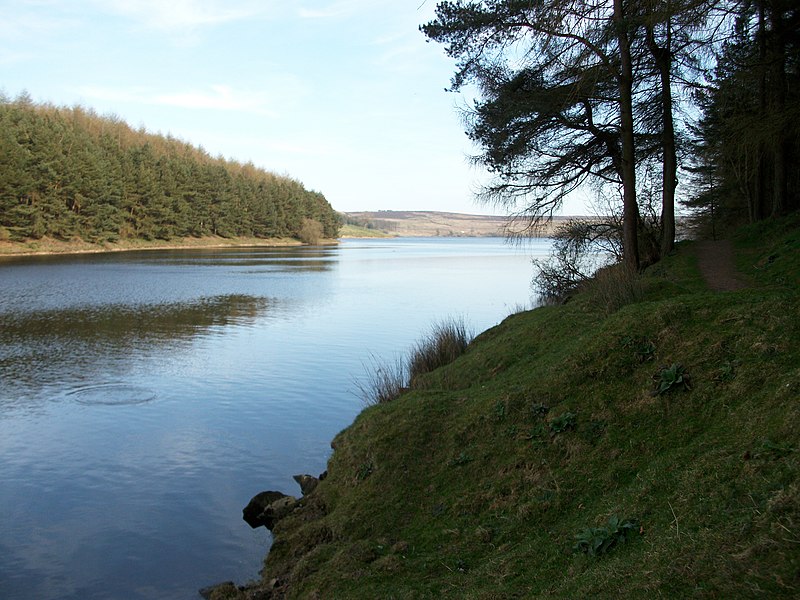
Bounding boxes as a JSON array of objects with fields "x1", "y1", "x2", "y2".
[
  {"x1": 530, "y1": 402, "x2": 550, "y2": 417},
  {"x1": 715, "y1": 361, "x2": 737, "y2": 382},
  {"x1": 356, "y1": 461, "x2": 374, "y2": 481},
  {"x1": 549, "y1": 412, "x2": 577, "y2": 434},
  {"x1": 581, "y1": 419, "x2": 607, "y2": 445},
  {"x1": 622, "y1": 336, "x2": 656, "y2": 362},
  {"x1": 526, "y1": 423, "x2": 548, "y2": 446},
  {"x1": 573, "y1": 515, "x2": 640, "y2": 556},
  {"x1": 493, "y1": 400, "x2": 507, "y2": 420},
  {"x1": 759, "y1": 439, "x2": 796, "y2": 458},
  {"x1": 652, "y1": 364, "x2": 691, "y2": 395},
  {"x1": 637, "y1": 342, "x2": 656, "y2": 362},
  {"x1": 448, "y1": 452, "x2": 473, "y2": 467}
]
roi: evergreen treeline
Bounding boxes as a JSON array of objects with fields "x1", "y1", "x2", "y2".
[
  {"x1": 688, "y1": 0, "x2": 800, "y2": 237},
  {"x1": 423, "y1": 0, "x2": 800, "y2": 270},
  {"x1": 0, "y1": 93, "x2": 340, "y2": 244}
]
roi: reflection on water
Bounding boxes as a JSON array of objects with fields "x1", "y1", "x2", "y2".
[
  {"x1": 0, "y1": 238, "x2": 546, "y2": 600},
  {"x1": 0, "y1": 295, "x2": 271, "y2": 411}
]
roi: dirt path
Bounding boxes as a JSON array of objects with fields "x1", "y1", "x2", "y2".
[{"x1": 695, "y1": 240, "x2": 747, "y2": 292}]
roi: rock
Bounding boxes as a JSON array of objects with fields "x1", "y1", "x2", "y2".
[
  {"x1": 242, "y1": 491, "x2": 297, "y2": 529},
  {"x1": 292, "y1": 474, "x2": 319, "y2": 496},
  {"x1": 242, "y1": 491, "x2": 286, "y2": 527},
  {"x1": 198, "y1": 581, "x2": 238, "y2": 599},
  {"x1": 259, "y1": 495, "x2": 298, "y2": 530}
]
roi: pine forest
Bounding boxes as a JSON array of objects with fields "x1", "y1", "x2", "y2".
[{"x1": 0, "y1": 94, "x2": 341, "y2": 245}]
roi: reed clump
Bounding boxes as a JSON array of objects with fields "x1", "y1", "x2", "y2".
[
  {"x1": 408, "y1": 317, "x2": 473, "y2": 387},
  {"x1": 357, "y1": 317, "x2": 473, "y2": 406}
]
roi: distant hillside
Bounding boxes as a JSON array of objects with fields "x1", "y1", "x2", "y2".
[{"x1": 343, "y1": 210, "x2": 577, "y2": 237}]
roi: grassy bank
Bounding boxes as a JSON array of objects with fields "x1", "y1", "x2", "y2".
[
  {"x1": 227, "y1": 217, "x2": 799, "y2": 599},
  {"x1": 0, "y1": 235, "x2": 337, "y2": 257},
  {"x1": 338, "y1": 224, "x2": 395, "y2": 238}
]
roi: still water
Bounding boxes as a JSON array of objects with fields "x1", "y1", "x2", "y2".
[{"x1": 0, "y1": 237, "x2": 549, "y2": 599}]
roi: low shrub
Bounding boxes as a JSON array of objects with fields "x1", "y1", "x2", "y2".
[
  {"x1": 587, "y1": 262, "x2": 643, "y2": 313},
  {"x1": 298, "y1": 218, "x2": 324, "y2": 245}
]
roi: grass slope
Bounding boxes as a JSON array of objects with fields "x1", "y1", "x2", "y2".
[
  {"x1": 338, "y1": 224, "x2": 395, "y2": 238},
  {"x1": 242, "y1": 216, "x2": 800, "y2": 599}
]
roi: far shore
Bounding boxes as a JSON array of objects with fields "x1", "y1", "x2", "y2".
[{"x1": 0, "y1": 235, "x2": 339, "y2": 259}]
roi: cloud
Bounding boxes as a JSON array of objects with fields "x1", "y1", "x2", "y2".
[
  {"x1": 0, "y1": 50, "x2": 36, "y2": 66},
  {"x1": 92, "y1": 0, "x2": 271, "y2": 31},
  {"x1": 78, "y1": 84, "x2": 279, "y2": 116},
  {"x1": 297, "y1": 0, "x2": 387, "y2": 19},
  {"x1": 0, "y1": 4, "x2": 78, "y2": 40},
  {"x1": 157, "y1": 85, "x2": 276, "y2": 114},
  {"x1": 370, "y1": 33, "x2": 428, "y2": 73}
]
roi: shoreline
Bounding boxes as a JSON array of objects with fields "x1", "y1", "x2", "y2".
[{"x1": 0, "y1": 235, "x2": 339, "y2": 259}]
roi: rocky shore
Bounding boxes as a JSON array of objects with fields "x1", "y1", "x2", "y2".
[{"x1": 200, "y1": 472, "x2": 327, "y2": 600}]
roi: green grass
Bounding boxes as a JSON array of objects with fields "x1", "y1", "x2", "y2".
[
  {"x1": 239, "y1": 217, "x2": 800, "y2": 599},
  {"x1": 338, "y1": 223, "x2": 395, "y2": 238}
]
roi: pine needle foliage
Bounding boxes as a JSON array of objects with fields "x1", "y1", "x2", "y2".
[{"x1": 0, "y1": 96, "x2": 340, "y2": 244}]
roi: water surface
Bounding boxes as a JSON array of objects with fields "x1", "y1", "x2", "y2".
[{"x1": 0, "y1": 238, "x2": 549, "y2": 599}]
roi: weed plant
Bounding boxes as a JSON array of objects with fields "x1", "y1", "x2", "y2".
[{"x1": 573, "y1": 515, "x2": 640, "y2": 556}]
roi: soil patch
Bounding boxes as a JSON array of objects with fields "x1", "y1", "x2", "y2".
[{"x1": 695, "y1": 239, "x2": 746, "y2": 292}]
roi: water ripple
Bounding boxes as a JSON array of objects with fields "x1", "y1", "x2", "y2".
[{"x1": 65, "y1": 383, "x2": 156, "y2": 406}]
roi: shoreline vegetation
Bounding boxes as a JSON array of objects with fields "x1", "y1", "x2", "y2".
[
  {"x1": 0, "y1": 235, "x2": 337, "y2": 258},
  {"x1": 0, "y1": 210, "x2": 562, "y2": 257},
  {"x1": 204, "y1": 214, "x2": 799, "y2": 599}
]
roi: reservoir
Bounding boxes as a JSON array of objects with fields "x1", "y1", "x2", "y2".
[{"x1": 0, "y1": 237, "x2": 549, "y2": 599}]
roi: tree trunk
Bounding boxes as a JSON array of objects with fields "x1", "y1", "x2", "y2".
[
  {"x1": 646, "y1": 21, "x2": 677, "y2": 258},
  {"x1": 615, "y1": 0, "x2": 640, "y2": 271},
  {"x1": 769, "y1": 0, "x2": 787, "y2": 217},
  {"x1": 753, "y1": 0, "x2": 769, "y2": 222}
]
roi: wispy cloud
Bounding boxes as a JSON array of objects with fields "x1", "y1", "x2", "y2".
[
  {"x1": 78, "y1": 84, "x2": 279, "y2": 116},
  {"x1": 298, "y1": 0, "x2": 387, "y2": 19},
  {"x1": 92, "y1": 0, "x2": 271, "y2": 31},
  {"x1": 0, "y1": 50, "x2": 36, "y2": 67},
  {"x1": 0, "y1": 5, "x2": 78, "y2": 40}
]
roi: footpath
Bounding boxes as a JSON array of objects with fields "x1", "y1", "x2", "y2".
[{"x1": 695, "y1": 239, "x2": 746, "y2": 292}]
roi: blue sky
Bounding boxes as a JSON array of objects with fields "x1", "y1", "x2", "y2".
[{"x1": 0, "y1": 1, "x2": 587, "y2": 215}]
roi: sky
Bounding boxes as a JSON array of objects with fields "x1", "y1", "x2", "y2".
[{"x1": 0, "y1": 0, "x2": 588, "y2": 216}]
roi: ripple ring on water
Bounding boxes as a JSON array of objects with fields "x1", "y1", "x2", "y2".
[{"x1": 66, "y1": 383, "x2": 156, "y2": 406}]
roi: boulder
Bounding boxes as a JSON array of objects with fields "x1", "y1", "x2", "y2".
[
  {"x1": 292, "y1": 474, "x2": 319, "y2": 496},
  {"x1": 198, "y1": 581, "x2": 238, "y2": 599},
  {"x1": 242, "y1": 491, "x2": 297, "y2": 529}
]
